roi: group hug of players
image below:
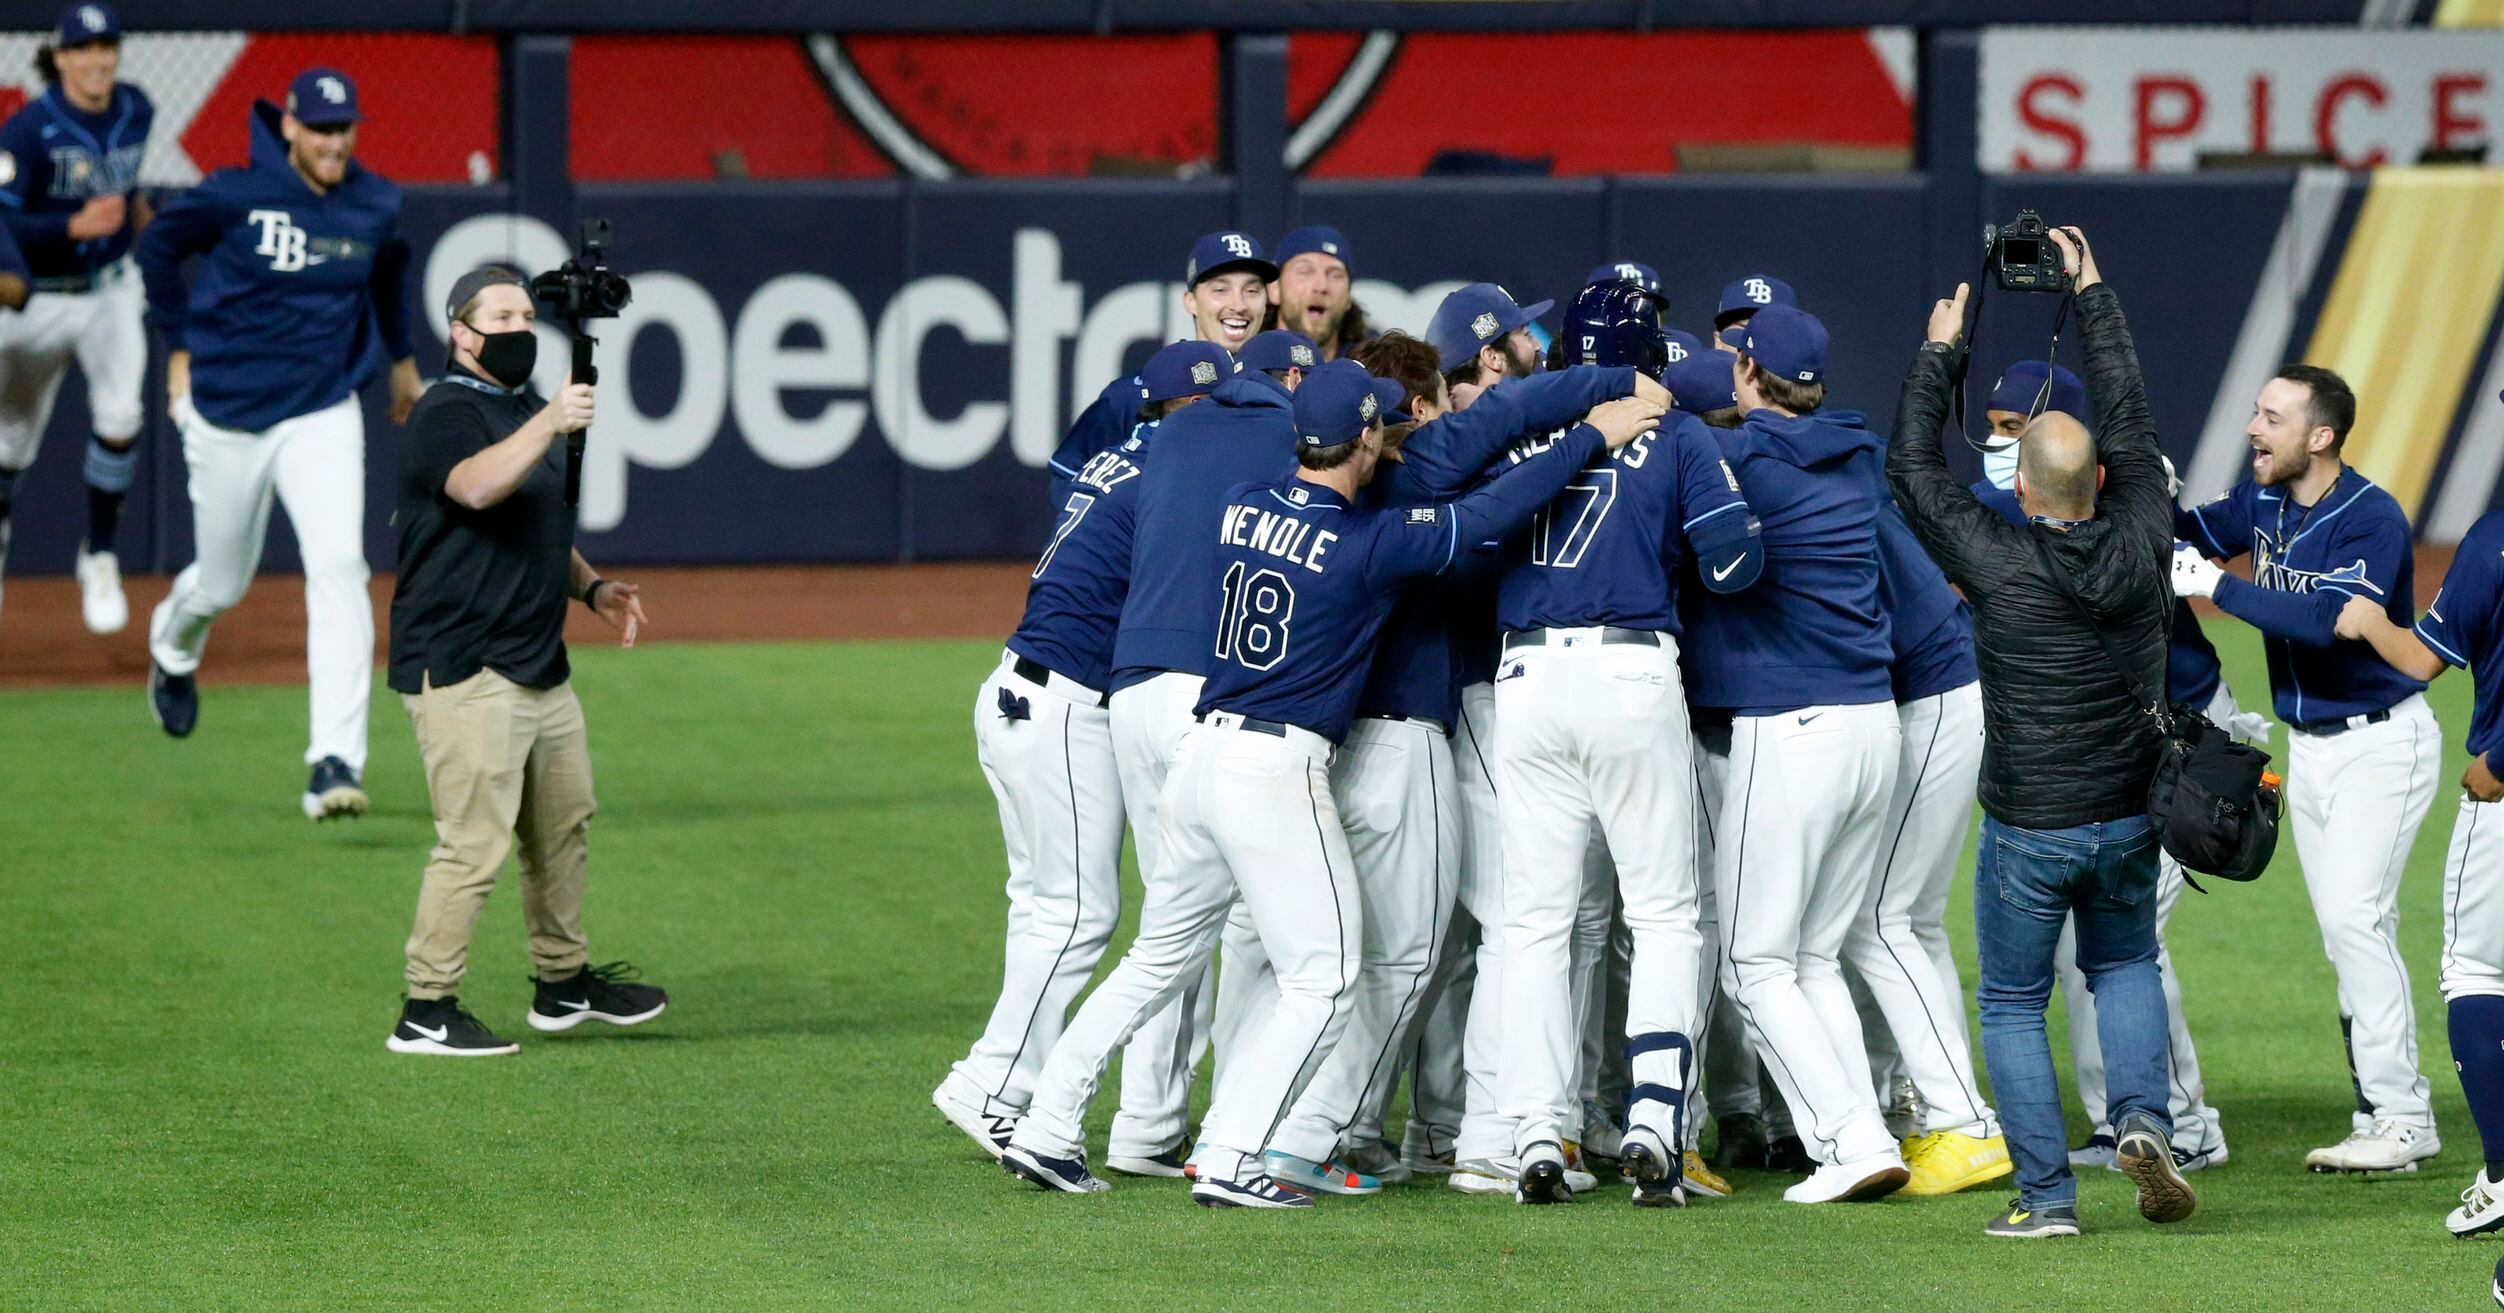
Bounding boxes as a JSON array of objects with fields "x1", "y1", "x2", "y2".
[{"x1": 934, "y1": 223, "x2": 2504, "y2": 1236}]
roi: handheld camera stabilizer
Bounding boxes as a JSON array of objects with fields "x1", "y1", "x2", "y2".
[{"x1": 528, "y1": 219, "x2": 633, "y2": 507}]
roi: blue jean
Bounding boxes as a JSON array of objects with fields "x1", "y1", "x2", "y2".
[{"x1": 1974, "y1": 814, "x2": 2173, "y2": 1208}]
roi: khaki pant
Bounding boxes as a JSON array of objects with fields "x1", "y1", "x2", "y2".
[{"x1": 402, "y1": 669, "x2": 594, "y2": 999}]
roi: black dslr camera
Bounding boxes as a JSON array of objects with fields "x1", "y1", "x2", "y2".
[
  {"x1": 530, "y1": 220, "x2": 632, "y2": 508},
  {"x1": 1985, "y1": 210, "x2": 2069, "y2": 294},
  {"x1": 530, "y1": 219, "x2": 633, "y2": 324}
]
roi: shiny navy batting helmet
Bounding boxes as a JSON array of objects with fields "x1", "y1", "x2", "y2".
[{"x1": 1557, "y1": 278, "x2": 1670, "y2": 380}]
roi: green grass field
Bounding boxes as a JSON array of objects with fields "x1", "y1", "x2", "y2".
[{"x1": 1, "y1": 630, "x2": 2495, "y2": 1311}]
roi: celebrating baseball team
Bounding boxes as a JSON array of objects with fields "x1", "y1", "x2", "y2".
[{"x1": 937, "y1": 213, "x2": 2504, "y2": 1243}]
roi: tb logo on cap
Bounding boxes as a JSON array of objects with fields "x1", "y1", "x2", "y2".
[
  {"x1": 1615, "y1": 264, "x2": 1645, "y2": 282},
  {"x1": 316, "y1": 76, "x2": 348, "y2": 104},
  {"x1": 78, "y1": 5, "x2": 106, "y2": 32},
  {"x1": 1745, "y1": 277, "x2": 1773, "y2": 304},
  {"x1": 1221, "y1": 233, "x2": 1254, "y2": 259},
  {"x1": 1665, "y1": 339, "x2": 1688, "y2": 362}
]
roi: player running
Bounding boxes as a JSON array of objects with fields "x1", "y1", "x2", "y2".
[
  {"x1": 2172, "y1": 365, "x2": 2441, "y2": 1174},
  {"x1": 933, "y1": 341, "x2": 1232, "y2": 1159},
  {"x1": 2337, "y1": 497, "x2": 2504, "y2": 1235},
  {"x1": 138, "y1": 68, "x2": 421, "y2": 818},
  {"x1": 0, "y1": 2, "x2": 150, "y2": 634},
  {"x1": 1000, "y1": 358, "x2": 1659, "y2": 1207}
]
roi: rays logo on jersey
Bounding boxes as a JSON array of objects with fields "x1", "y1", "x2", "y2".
[
  {"x1": 2251, "y1": 535, "x2": 2380, "y2": 597},
  {"x1": 45, "y1": 143, "x2": 142, "y2": 201},
  {"x1": 248, "y1": 209, "x2": 311, "y2": 272}
]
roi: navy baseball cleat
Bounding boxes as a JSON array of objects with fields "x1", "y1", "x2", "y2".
[
  {"x1": 1002, "y1": 1144, "x2": 1111, "y2": 1194},
  {"x1": 1622, "y1": 1128, "x2": 1687, "y2": 1208},
  {"x1": 149, "y1": 660, "x2": 197, "y2": 738},
  {"x1": 527, "y1": 961, "x2": 668, "y2": 1032},
  {"x1": 302, "y1": 756, "x2": 367, "y2": 820},
  {"x1": 1191, "y1": 1173, "x2": 1313, "y2": 1209}
]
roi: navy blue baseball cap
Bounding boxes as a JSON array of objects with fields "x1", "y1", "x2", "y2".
[
  {"x1": 1588, "y1": 261, "x2": 1663, "y2": 296},
  {"x1": 1186, "y1": 231, "x2": 1278, "y2": 288},
  {"x1": 1140, "y1": 340, "x2": 1234, "y2": 403},
  {"x1": 1294, "y1": 359, "x2": 1405, "y2": 450},
  {"x1": 1988, "y1": 360, "x2": 2087, "y2": 421},
  {"x1": 1274, "y1": 225, "x2": 1353, "y2": 277},
  {"x1": 1426, "y1": 283, "x2": 1554, "y2": 373},
  {"x1": 1238, "y1": 329, "x2": 1319, "y2": 376},
  {"x1": 1737, "y1": 303, "x2": 1829, "y2": 385},
  {"x1": 1662, "y1": 329, "x2": 1738, "y2": 414},
  {"x1": 1714, "y1": 274, "x2": 1797, "y2": 329},
  {"x1": 287, "y1": 68, "x2": 362, "y2": 126},
  {"x1": 56, "y1": 2, "x2": 117, "y2": 45}
]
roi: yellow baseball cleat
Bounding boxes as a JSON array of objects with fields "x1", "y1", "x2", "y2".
[
  {"x1": 1682, "y1": 1150, "x2": 1734, "y2": 1198},
  {"x1": 1902, "y1": 1130, "x2": 2015, "y2": 1197}
]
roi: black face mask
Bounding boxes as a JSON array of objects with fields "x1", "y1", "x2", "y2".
[{"x1": 462, "y1": 325, "x2": 537, "y2": 389}]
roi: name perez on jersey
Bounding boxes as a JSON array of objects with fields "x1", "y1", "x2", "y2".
[
  {"x1": 1219, "y1": 501, "x2": 1339, "y2": 575},
  {"x1": 1073, "y1": 447, "x2": 1142, "y2": 496}
]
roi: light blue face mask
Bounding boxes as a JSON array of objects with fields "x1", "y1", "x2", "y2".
[{"x1": 1983, "y1": 443, "x2": 2019, "y2": 490}]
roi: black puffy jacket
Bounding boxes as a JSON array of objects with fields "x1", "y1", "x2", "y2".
[{"x1": 1885, "y1": 284, "x2": 2172, "y2": 830}]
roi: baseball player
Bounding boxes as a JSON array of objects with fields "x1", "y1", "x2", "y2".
[
  {"x1": 2172, "y1": 364, "x2": 2441, "y2": 1174},
  {"x1": 1099, "y1": 325, "x2": 1317, "y2": 1175},
  {"x1": 1492, "y1": 280, "x2": 1761, "y2": 1207},
  {"x1": 933, "y1": 340, "x2": 1231, "y2": 1159},
  {"x1": 2334, "y1": 501, "x2": 2504, "y2": 1234},
  {"x1": 137, "y1": 68, "x2": 422, "y2": 819},
  {"x1": 1710, "y1": 274, "x2": 1796, "y2": 352},
  {"x1": 1047, "y1": 231, "x2": 1273, "y2": 497},
  {"x1": 1261, "y1": 335, "x2": 1645, "y2": 1194},
  {"x1": 1002, "y1": 359, "x2": 1655, "y2": 1206},
  {"x1": 1268, "y1": 226, "x2": 1367, "y2": 363},
  {"x1": 1684, "y1": 303, "x2": 1910, "y2": 1203},
  {"x1": 0, "y1": 3, "x2": 150, "y2": 634},
  {"x1": 1973, "y1": 362, "x2": 2234, "y2": 1173}
]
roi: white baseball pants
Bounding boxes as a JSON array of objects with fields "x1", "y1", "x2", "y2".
[
  {"x1": 1270, "y1": 717, "x2": 1460, "y2": 1163},
  {"x1": 2442, "y1": 797, "x2": 2504, "y2": 1003},
  {"x1": 1694, "y1": 724, "x2": 1764, "y2": 1133},
  {"x1": 940, "y1": 653, "x2": 1128, "y2": 1119},
  {"x1": 2289, "y1": 692, "x2": 2440, "y2": 1130},
  {"x1": 1104, "y1": 671, "x2": 1217, "y2": 1157},
  {"x1": 1390, "y1": 911, "x2": 1473, "y2": 1151},
  {"x1": 1451, "y1": 680, "x2": 1516, "y2": 1163},
  {"x1": 1842, "y1": 681, "x2": 1995, "y2": 1136},
  {"x1": 1717, "y1": 701, "x2": 1903, "y2": 1167},
  {"x1": 148, "y1": 395, "x2": 370, "y2": 771},
  {"x1": 1495, "y1": 632, "x2": 1703, "y2": 1155},
  {"x1": 0, "y1": 262, "x2": 146, "y2": 470},
  {"x1": 1010, "y1": 714, "x2": 1363, "y2": 1183}
]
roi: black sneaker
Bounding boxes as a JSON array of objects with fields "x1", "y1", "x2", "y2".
[
  {"x1": 1766, "y1": 1133, "x2": 1817, "y2": 1175},
  {"x1": 1712, "y1": 1112, "x2": 1770, "y2": 1170},
  {"x1": 528, "y1": 961, "x2": 668, "y2": 1032},
  {"x1": 1984, "y1": 1197, "x2": 2080, "y2": 1238},
  {"x1": 149, "y1": 661, "x2": 197, "y2": 738},
  {"x1": 387, "y1": 996, "x2": 520, "y2": 1056},
  {"x1": 302, "y1": 755, "x2": 368, "y2": 821}
]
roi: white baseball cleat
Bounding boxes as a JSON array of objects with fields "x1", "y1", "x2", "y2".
[
  {"x1": 75, "y1": 544, "x2": 126, "y2": 634},
  {"x1": 2305, "y1": 1119, "x2": 2440, "y2": 1174},
  {"x1": 2449, "y1": 1170, "x2": 2504, "y2": 1238},
  {"x1": 1782, "y1": 1149, "x2": 1911, "y2": 1204},
  {"x1": 1514, "y1": 1140, "x2": 1574, "y2": 1204},
  {"x1": 931, "y1": 1086, "x2": 1016, "y2": 1161},
  {"x1": 1450, "y1": 1153, "x2": 1600, "y2": 1197},
  {"x1": 1883, "y1": 1077, "x2": 1923, "y2": 1142}
]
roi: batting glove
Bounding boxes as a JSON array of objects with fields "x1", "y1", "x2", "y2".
[{"x1": 2171, "y1": 542, "x2": 2223, "y2": 599}]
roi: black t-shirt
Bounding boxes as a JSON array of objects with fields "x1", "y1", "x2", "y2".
[{"x1": 387, "y1": 370, "x2": 574, "y2": 694}]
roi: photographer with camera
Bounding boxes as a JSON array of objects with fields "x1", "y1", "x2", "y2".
[
  {"x1": 382, "y1": 265, "x2": 665, "y2": 1057},
  {"x1": 1885, "y1": 226, "x2": 2196, "y2": 1237}
]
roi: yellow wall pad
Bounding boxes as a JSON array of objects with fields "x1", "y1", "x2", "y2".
[{"x1": 2436, "y1": 0, "x2": 2504, "y2": 27}]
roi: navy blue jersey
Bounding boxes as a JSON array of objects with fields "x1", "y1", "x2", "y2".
[
  {"x1": 0, "y1": 84, "x2": 151, "y2": 278},
  {"x1": 2179, "y1": 469, "x2": 2425, "y2": 723},
  {"x1": 1048, "y1": 371, "x2": 1144, "y2": 505},
  {"x1": 1006, "y1": 430, "x2": 1153, "y2": 692},
  {"x1": 1110, "y1": 373, "x2": 1298, "y2": 690},
  {"x1": 138, "y1": 102, "x2": 414, "y2": 433},
  {"x1": 1355, "y1": 366, "x2": 1635, "y2": 725},
  {"x1": 1197, "y1": 423, "x2": 1609, "y2": 743},
  {"x1": 1683, "y1": 410, "x2": 1894, "y2": 713},
  {"x1": 2417, "y1": 510, "x2": 2504, "y2": 759},
  {"x1": 1494, "y1": 411, "x2": 1758, "y2": 634},
  {"x1": 1878, "y1": 502, "x2": 1978, "y2": 702},
  {"x1": 1976, "y1": 477, "x2": 2220, "y2": 705}
]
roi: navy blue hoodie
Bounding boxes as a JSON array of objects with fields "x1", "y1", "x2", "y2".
[
  {"x1": 1684, "y1": 409, "x2": 1895, "y2": 713},
  {"x1": 139, "y1": 100, "x2": 412, "y2": 433}
]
